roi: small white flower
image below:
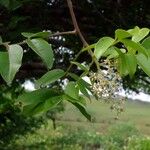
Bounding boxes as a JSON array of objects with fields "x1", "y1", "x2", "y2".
[{"x1": 89, "y1": 60, "x2": 125, "y2": 116}]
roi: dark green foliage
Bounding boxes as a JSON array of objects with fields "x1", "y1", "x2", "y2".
[
  {"x1": 0, "y1": 108, "x2": 45, "y2": 147},
  {"x1": 0, "y1": 0, "x2": 150, "y2": 93},
  {"x1": 106, "y1": 123, "x2": 139, "y2": 147},
  {"x1": 126, "y1": 136, "x2": 150, "y2": 150},
  {"x1": 2, "y1": 123, "x2": 148, "y2": 150},
  {"x1": 0, "y1": 82, "x2": 65, "y2": 147},
  {"x1": 0, "y1": 86, "x2": 45, "y2": 147}
]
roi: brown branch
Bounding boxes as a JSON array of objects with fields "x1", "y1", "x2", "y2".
[
  {"x1": 16, "y1": 40, "x2": 26, "y2": 45},
  {"x1": 14, "y1": 0, "x2": 100, "y2": 79},
  {"x1": 66, "y1": 0, "x2": 100, "y2": 71},
  {"x1": 51, "y1": 30, "x2": 76, "y2": 36},
  {"x1": 66, "y1": 0, "x2": 88, "y2": 47},
  {"x1": 15, "y1": 31, "x2": 76, "y2": 46}
]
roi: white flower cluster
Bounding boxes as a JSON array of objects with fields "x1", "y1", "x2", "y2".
[
  {"x1": 89, "y1": 60, "x2": 125, "y2": 117},
  {"x1": 89, "y1": 62, "x2": 122, "y2": 100}
]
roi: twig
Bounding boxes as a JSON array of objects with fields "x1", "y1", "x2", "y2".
[
  {"x1": 66, "y1": 0, "x2": 88, "y2": 47},
  {"x1": 51, "y1": 30, "x2": 76, "y2": 36},
  {"x1": 15, "y1": 0, "x2": 100, "y2": 73},
  {"x1": 66, "y1": 0, "x2": 100, "y2": 71},
  {"x1": 17, "y1": 40, "x2": 26, "y2": 45},
  {"x1": 16, "y1": 30, "x2": 76, "y2": 45},
  {"x1": 65, "y1": 50, "x2": 83, "y2": 76}
]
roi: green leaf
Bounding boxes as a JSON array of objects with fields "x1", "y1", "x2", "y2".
[
  {"x1": 26, "y1": 38, "x2": 54, "y2": 69},
  {"x1": 103, "y1": 46, "x2": 119, "y2": 59},
  {"x1": 22, "y1": 32, "x2": 34, "y2": 38},
  {"x1": 127, "y1": 27, "x2": 149, "y2": 42},
  {"x1": 82, "y1": 44, "x2": 95, "y2": 52},
  {"x1": 127, "y1": 26, "x2": 140, "y2": 35},
  {"x1": 22, "y1": 31, "x2": 51, "y2": 39},
  {"x1": 9, "y1": 0, "x2": 22, "y2": 10},
  {"x1": 16, "y1": 89, "x2": 63, "y2": 115},
  {"x1": 32, "y1": 31, "x2": 50, "y2": 39},
  {"x1": 142, "y1": 36, "x2": 150, "y2": 49},
  {"x1": 115, "y1": 29, "x2": 132, "y2": 39},
  {"x1": 65, "y1": 82, "x2": 79, "y2": 100},
  {"x1": 136, "y1": 52, "x2": 150, "y2": 77},
  {"x1": 132, "y1": 28, "x2": 149, "y2": 42},
  {"x1": 16, "y1": 89, "x2": 59, "y2": 106},
  {"x1": 68, "y1": 72, "x2": 79, "y2": 81},
  {"x1": 94, "y1": 37, "x2": 115, "y2": 60},
  {"x1": 117, "y1": 54, "x2": 129, "y2": 77},
  {"x1": 0, "y1": 52, "x2": 9, "y2": 82},
  {"x1": 0, "y1": 0, "x2": 22, "y2": 10},
  {"x1": 23, "y1": 102, "x2": 44, "y2": 116},
  {"x1": 117, "y1": 52, "x2": 137, "y2": 77},
  {"x1": 0, "y1": 0, "x2": 9, "y2": 8},
  {"x1": 121, "y1": 39, "x2": 148, "y2": 57},
  {"x1": 22, "y1": 95, "x2": 62, "y2": 116},
  {"x1": 77, "y1": 79, "x2": 91, "y2": 100},
  {"x1": 68, "y1": 73, "x2": 91, "y2": 90},
  {"x1": 63, "y1": 93, "x2": 90, "y2": 120},
  {"x1": 72, "y1": 102, "x2": 91, "y2": 121},
  {"x1": 44, "y1": 95, "x2": 62, "y2": 112},
  {"x1": 63, "y1": 94, "x2": 86, "y2": 106},
  {"x1": 0, "y1": 44, "x2": 23, "y2": 84},
  {"x1": 35, "y1": 69, "x2": 65, "y2": 88},
  {"x1": 125, "y1": 53, "x2": 137, "y2": 78},
  {"x1": 71, "y1": 61, "x2": 89, "y2": 71},
  {"x1": 8, "y1": 44, "x2": 23, "y2": 84}
]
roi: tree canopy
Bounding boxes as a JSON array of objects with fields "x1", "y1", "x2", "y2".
[
  {"x1": 0, "y1": 0, "x2": 150, "y2": 121},
  {"x1": 0, "y1": 0, "x2": 150, "y2": 94}
]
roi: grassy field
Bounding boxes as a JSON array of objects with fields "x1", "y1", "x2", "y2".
[
  {"x1": 57, "y1": 99, "x2": 150, "y2": 136},
  {"x1": 4, "y1": 99, "x2": 150, "y2": 149}
]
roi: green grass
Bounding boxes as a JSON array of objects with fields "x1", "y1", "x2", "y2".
[
  {"x1": 57, "y1": 99, "x2": 150, "y2": 135},
  {"x1": 3, "y1": 99, "x2": 150, "y2": 150}
]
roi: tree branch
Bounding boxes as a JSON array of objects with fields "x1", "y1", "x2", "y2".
[
  {"x1": 66, "y1": 0, "x2": 100, "y2": 71},
  {"x1": 15, "y1": 0, "x2": 100, "y2": 78},
  {"x1": 51, "y1": 30, "x2": 76, "y2": 36},
  {"x1": 66, "y1": 0, "x2": 88, "y2": 47}
]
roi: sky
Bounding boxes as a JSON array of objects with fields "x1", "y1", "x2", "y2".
[{"x1": 120, "y1": 90, "x2": 150, "y2": 102}]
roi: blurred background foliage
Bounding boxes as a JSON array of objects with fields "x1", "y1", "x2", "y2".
[{"x1": 0, "y1": 0, "x2": 150, "y2": 93}]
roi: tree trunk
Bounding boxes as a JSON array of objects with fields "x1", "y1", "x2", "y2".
[{"x1": 52, "y1": 118, "x2": 56, "y2": 130}]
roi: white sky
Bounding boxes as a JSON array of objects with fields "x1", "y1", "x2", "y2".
[
  {"x1": 22, "y1": 80, "x2": 35, "y2": 91},
  {"x1": 120, "y1": 90, "x2": 150, "y2": 102}
]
